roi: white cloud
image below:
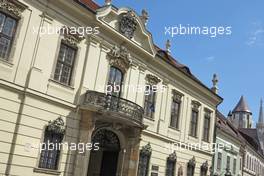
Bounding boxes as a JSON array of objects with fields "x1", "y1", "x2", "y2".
[
  {"x1": 246, "y1": 22, "x2": 264, "y2": 46},
  {"x1": 205, "y1": 56, "x2": 215, "y2": 62}
]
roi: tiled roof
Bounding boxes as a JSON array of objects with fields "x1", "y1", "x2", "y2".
[
  {"x1": 233, "y1": 96, "x2": 251, "y2": 113},
  {"x1": 239, "y1": 128, "x2": 264, "y2": 156},
  {"x1": 77, "y1": 0, "x2": 100, "y2": 11},
  {"x1": 216, "y1": 111, "x2": 264, "y2": 157},
  {"x1": 216, "y1": 111, "x2": 242, "y2": 141}
]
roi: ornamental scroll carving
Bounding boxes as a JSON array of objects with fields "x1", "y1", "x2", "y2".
[
  {"x1": 119, "y1": 10, "x2": 137, "y2": 39},
  {"x1": 0, "y1": 0, "x2": 26, "y2": 18},
  {"x1": 60, "y1": 26, "x2": 85, "y2": 47},
  {"x1": 108, "y1": 45, "x2": 132, "y2": 73},
  {"x1": 140, "y1": 142, "x2": 152, "y2": 156},
  {"x1": 47, "y1": 117, "x2": 65, "y2": 134},
  {"x1": 145, "y1": 74, "x2": 161, "y2": 85}
]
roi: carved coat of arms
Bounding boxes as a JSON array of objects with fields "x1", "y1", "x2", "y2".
[{"x1": 120, "y1": 11, "x2": 137, "y2": 39}]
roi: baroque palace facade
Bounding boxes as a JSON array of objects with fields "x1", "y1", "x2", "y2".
[{"x1": 0, "y1": 0, "x2": 224, "y2": 176}]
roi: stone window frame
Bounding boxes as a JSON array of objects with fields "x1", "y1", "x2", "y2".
[
  {"x1": 105, "y1": 44, "x2": 132, "y2": 97},
  {"x1": 165, "y1": 151, "x2": 177, "y2": 176},
  {"x1": 187, "y1": 157, "x2": 196, "y2": 176},
  {"x1": 143, "y1": 74, "x2": 161, "y2": 120},
  {"x1": 34, "y1": 117, "x2": 65, "y2": 175},
  {"x1": 50, "y1": 26, "x2": 84, "y2": 88},
  {"x1": 202, "y1": 108, "x2": 212, "y2": 142},
  {"x1": 137, "y1": 143, "x2": 152, "y2": 176},
  {"x1": 189, "y1": 100, "x2": 201, "y2": 138},
  {"x1": 0, "y1": 0, "x2": 27, "y2": 64},
  {"x1": 217, "y1": 152, "x2": 222, "y2": 170},
  {"x1": 200, "y1": 161, "x2": 208, "y2": 176},
  {"x1": 169, "y1": 89, "x2": 183, "y2": 130}
]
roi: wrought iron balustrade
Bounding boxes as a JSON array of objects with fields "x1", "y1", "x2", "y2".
[{"x1": 84, "y1": 90, "x2": 144, "y2": 125}]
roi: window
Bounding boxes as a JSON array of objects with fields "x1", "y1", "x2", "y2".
[
  {"x1": 165, "y1": 152, "x2": 177, "y2": 176},
  {"x1": 189, "y1": 101, "x2": 200, "y2": 137},
  {"x1": 227, "y1": 156, "x2": 231, "y2": 169},
  {"x1": 187, "y1": 157, "x2": 196, "y2": 176},
  {"x1": 54, "y1": 43, "x2": 77, "y2": 85},
  {"x1": 138, "y1": 143, "x2": 152, "y2": 176},
  {"x1": 107, "y1": 66, "x2": 123, "y2": 97},
  {"x1": 233, "y1": 159, "x2": 237, "y2": 174},
  {"x1": 151, "y1": 165, "x2": 159, "y2": 176},
  {"x1": 144, "y1": 85, "x2": 156, "y2": 119},
  {"x1": 190, "y1": 110, "x2": 198, "y2": 137},
  {"x1": 217, "y1": 153, "x2": 222, "y2": 170},
  {"x1": 0, "y1": 12, "x2": 17, "y2": 60},
  {"x1": 39, "y1": 117, "x2": 65, "y2": 170},
  {"x1": 240, "y1": 158, "x2": 242, "y2": 170},
  {"x1": 203, "y1": 110, "x2": 211, "y2": 142},
  {"x1": 170, "y1": 90, "x2": 182, "y2": 129},
  {"x1": 200, "y1": 161, "x2": 208, "y2": 176}
]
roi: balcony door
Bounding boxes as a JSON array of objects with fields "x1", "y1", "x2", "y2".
[{"x1": 107, "y1": 66, "x2": 123, "y2": 98}]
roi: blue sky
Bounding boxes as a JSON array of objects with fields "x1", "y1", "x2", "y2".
[{"x1": 95, "y1": 0, "x2": 264, "y2": 125}]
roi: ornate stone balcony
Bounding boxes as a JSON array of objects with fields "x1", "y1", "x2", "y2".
[{"x1": 83, "y1": 90, "x2": 144, "y2": 127}]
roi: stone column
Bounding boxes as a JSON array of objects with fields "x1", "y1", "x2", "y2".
[
  {"x1": 74, "y1": 111, "x2": 95, "y2": 176},
  {"x1": 123, "y1": 129, "x2": 141, "y2": 176}
]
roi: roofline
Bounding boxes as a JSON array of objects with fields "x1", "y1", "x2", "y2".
[
  {"x1": 74, "y1": 0, "x2": 223, "y2": 103},
  {"x1": 156, "y1": 52, "x2": 223, "y2": 103}
]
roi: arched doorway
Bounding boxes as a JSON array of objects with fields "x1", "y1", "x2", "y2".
[{"x1": 87, "y1": 129, "x2": 120, "y2": 176}]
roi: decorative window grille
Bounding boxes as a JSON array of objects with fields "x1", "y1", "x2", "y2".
[
  {"x1": 138, "y1": 143, "x2": 152, "y2": 176},
  {"x1": 165, "y1": 151, "x2": 177, "y2": 176}
]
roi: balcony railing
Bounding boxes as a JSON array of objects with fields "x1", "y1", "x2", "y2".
[{"x1": 83, "y1": 90, "x2": 144, "y2": 126}]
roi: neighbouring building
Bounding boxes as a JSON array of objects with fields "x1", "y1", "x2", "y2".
[
  {"x1": 216, "y1": 97, "x2": 264, "y2": 176},
  {"x1": 0, "y1": 0, "x2": 223, "y2": 176},
  {"x1": 212, "y1": 111, "x2": 243, "y2": 176}
]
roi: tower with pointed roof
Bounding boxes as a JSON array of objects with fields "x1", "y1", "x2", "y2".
[
  {"x1": 229, "y1": 96, "x2": 253, "y2": 128},
  {"x1": 257, "y1": 99, "x2": 264, "y2": 152}
]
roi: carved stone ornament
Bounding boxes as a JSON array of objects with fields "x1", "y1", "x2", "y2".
[
  {"x1": 47, "y1": 117, "x2": 65, "y2": 134},
  {"x1": 140, "y1": 143, "x2": 152, "y2": 156},
  {"x1": 108, "y1": 45, "x2": 132, "y2": 73},
  {"x1": 178, "y1": 165, "x2": 183, "y2": 176},
  {"x1": 60, "y1": 26, "x2": 85, "y2": 47},
  {"x1": 201, "y1": 161, "x2": 209, "y2": 171},
  {"x1": 0, "y1": 0, "x2": 26, "y2": 18},
  {"x1": 172, "y1": 89, "x2": 183, "y2": 102},
  {"x1": 191, "y1": 100, "x2": 201, "y2": 111},
  {"x1": 188, "y1": 156, "x2": 196, "y2": 167},
  {"x1": 120, "y1": 10, "x2": 137, "y2": 39},
  {"x1": 146, "y1": 74, "x2": 161, "y2": 85},
  {"x1": 167, "y1": 151, "x2": 177, "y2": 162}
]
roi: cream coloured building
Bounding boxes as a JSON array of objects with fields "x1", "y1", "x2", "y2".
[{"x1": 0, "y1": 0, "x2": 222, "y2": 176}]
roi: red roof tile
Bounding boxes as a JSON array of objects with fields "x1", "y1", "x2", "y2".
[{"x1": 78, "y1": 0, "x2": 100, "y2": 11}]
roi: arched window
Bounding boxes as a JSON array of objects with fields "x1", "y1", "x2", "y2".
[
  {"x1": 38, "y1": 117, "x2": 65, "y2": 170},
  {"x1": 200, "y1": 161, "x2": 208, "y2": 176},
  {"x1": 107, "y1": 66, "x2": 123, "y2": 97},
  {"x1": 166, "y1": 151, "x2": 177, "y2": 176},
  {"x1": 138, "y1": 143, "x2": 152, "y2": 176},
  {"x1": 187, "y1": 157, "x2": 196, "y2": 176}
]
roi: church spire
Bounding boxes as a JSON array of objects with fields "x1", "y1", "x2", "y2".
[
  {"x1": 258, "y1": 99, "x2": 264, "y2": 124},
  {"x1": 232, "y1": 96, "x2": 251, "y2": 114}
]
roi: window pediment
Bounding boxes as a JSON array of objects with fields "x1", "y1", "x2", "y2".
[
  {"x1": 60, "y1": 26, "x2": 85, "y2": 47},
  {"x1": 0, "y1": 0, "x2": 27, "y2": 18},
  {"x1": 47, "y1": 117, "x2": 65, "y2": 134},
  {"x1": 107, "y1": 45, "x2": 132, "y2": 73},
  {"x1": 145, "y1": 74, "x2": 161, "y2": 85}
]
